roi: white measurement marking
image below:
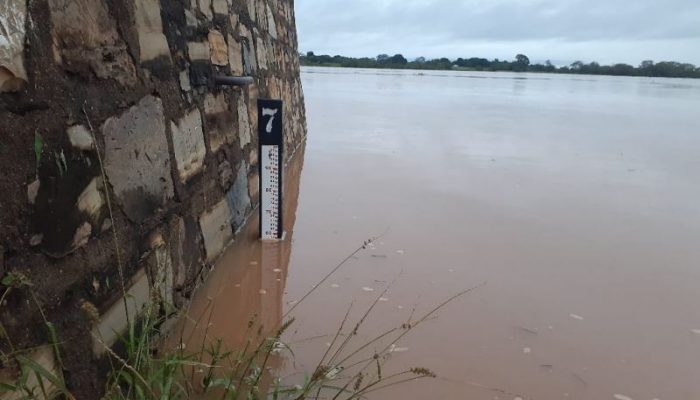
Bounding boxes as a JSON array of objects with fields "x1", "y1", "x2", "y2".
[
  {"x1": 262, "y1": 108, "x2": 279, "y2": 133},
  {"x1": 261, "y1": 145, "x2": 280, "y2": 239}
]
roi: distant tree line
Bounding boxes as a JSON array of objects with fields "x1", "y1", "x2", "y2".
[{"x1": 300, "y1": 52, "x2": 700, "y2": 79}]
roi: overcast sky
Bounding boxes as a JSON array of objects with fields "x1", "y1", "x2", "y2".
[{"x1": 295, "y1": 0, "x2": 700, "y2": 66}]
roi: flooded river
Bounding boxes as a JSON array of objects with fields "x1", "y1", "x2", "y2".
[{"x1": 181, "y1": 67, "x2": 700, "y2": 399}]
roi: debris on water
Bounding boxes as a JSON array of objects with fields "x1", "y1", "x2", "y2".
[
  {"x1": 523, "y1": 347, "x2": 532, "y2": 354},
  {"x1": 250, "y1": 261, "x2": 258, "y2": 265},
  {"x1": 379, "y1": 297, "x2": 389, "y2": 302},
  {"x1": 276, "y1": 278, "x2": 281, "y2": 282},
  {"x1": 572, "y1": 372, "x2": 587, "y2": 386},
  {"x1": 397, "y1": 305, "x2": 404, "y2": 309},
  {"x1": 371, "y1": 254, "x2": 387, "y2": 258},
  {"x1": 259, "y1": 289, "x2": 267, "y2": 295},
  {"x1": 569, "y1": 313, "x2": 585, "y2": 321},
  {"x1": 362, "y1": 286, "x2": 374, "y2": 292},
  {"x1": 331, "y1": 283, "x2": 340, "y2": 288},
  {"x1": 389, "y1": 344, "x2": 408, "y2": 353},
  {"x1": 448, "y1": 268, "x2": 454, "y2": 273},
  {"x1": 273, "y1": 268, "x2": 282, "y2": 273},
  {"x1": 234, "y1": 283, "x2": 241, "y2": 288},
  {"x1": 325, "y1": 342, "x2": 331, "y2": 347},
  {"x1": 613, "y1": 394, "x2": 633, "y2": 400},
  {"x1": 516, "y1": 326, "x2": 538, "y2": 335},
  {"x1": 691, "y1": 329, "x2": 700, "y2": 335},
  {"x1": 396, "y1": 250, "x2": 405, "y2": 255},
  {"x1": 540, "y1": 364, "x2": 554, "y2": 372}
]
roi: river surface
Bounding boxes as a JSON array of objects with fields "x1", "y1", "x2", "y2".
[{"x1": 182, "y1": 67, "x2": 700, "y2": 399}]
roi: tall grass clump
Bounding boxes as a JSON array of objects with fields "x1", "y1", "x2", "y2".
[{"x1": 92, "y1": 238, "x2": 483, "y2": 399}]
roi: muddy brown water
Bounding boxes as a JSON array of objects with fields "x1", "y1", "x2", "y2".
[{"x1": 177, "y1": 67, "x2": 700, "y2": 399}]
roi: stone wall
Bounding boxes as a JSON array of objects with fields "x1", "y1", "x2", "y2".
[{"x1": 0, "y1": 0, "x2": 306, "y2": 397}]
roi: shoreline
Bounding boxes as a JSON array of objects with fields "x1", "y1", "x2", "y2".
[{"x1": 300, "y1": 63, "x2": 700, "y2": 80}]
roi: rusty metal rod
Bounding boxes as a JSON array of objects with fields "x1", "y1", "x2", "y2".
[{"x1": 212, "y1": 75, "x2": 254, "y2": 86}]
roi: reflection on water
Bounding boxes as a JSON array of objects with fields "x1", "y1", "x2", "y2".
[{"x1": 171, "y1": 144, "x2": 305, "y2": 396}]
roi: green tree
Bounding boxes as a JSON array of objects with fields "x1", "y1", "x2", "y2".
[
  {"x1": 514, "y1": 54, "x2": 530, "y2": 72},
  {"x1": 389, "y1": 54, "x2": 408, "y2": 65},
  {"x1": 570, "y1": 60, "x2": 584, "y2": 70}
]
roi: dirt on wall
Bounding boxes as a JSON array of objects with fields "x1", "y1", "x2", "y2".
[{"x1": 0, "y1": 0, "x2": 306, "y2": 397}]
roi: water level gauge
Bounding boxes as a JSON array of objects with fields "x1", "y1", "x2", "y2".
[{"x1": 258, "y1": 99, "x2": 284, "y2": 240}]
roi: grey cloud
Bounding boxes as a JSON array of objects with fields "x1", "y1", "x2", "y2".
[{"x1": 296, "y1": 0, "x2": 700, "y2": 64}]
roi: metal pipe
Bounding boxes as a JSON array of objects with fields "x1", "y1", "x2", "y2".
[{"x1": 212, "y1": 75, "x2": 255, "y2": 87}]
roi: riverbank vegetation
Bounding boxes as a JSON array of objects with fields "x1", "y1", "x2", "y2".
[{"x1": 300, "y1": 52, "x2": 700, "y2": 79}]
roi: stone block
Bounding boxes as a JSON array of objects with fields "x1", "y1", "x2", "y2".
[
  {"x1": 199, "y1": 199, "x2": 233, "y2": 262},
  {"x1": 72, "y1": 221, "x2": 92, "y2": 249},
  {"x1": 48, "y1": 0, "x2": 136, "y2": 86},
  {"x1": 179, "y1": 69, "x2": 192, "y2": 92},
  {"x1": 266, "y1": 4, "x2": 277, "y2": 39},
  {"x1": 256, "y1": 1, "x2": 267, "y2": 28},
  {"x1": 171, "y1": 109, "x2": 205, "y2": 183},
  {"x1": 91, "y1": 269, "x2": 150, "y2": 355},
  {"x1": 246, "y1": 0, "x2": 256, "y2": 22},
  {"x1": 0, "y1": 346, "x2": 61, "y2": 399},
  {"x1": 27, "y1": 179, "x2": 40, "y2": 205},
  {"x1": 169, "y1": 216, "x2": 196, "y2": 291},
  {"x1": 256, "y1": 37, "x2": 268, "y2": 70},
  {"x1": 219, "y1": 159, "x2": 234, "y2": 190},
  {"x1": 203, "y1": 93, "x2": 235, "y2": 152},
  {"x1": 102, "y1": 96, "x2": 174, "y2": 222},
  {"x1": 67, "y1": 124, "x2": 95, "y2": 151},
  {"x1": 248, "y1": 171, "x2": 259, "y2": 205},
  {"x1": 134, "y1": 0, "x2": 171, "y2": 62},
  {"x1": 239, "y1": 24, "x2": 257, "y2": 74},
  {"x1": 0, "y1": 0, "x2": 28, "y2": 92},
  {"x1": 212, "y1": 0, "x2": 228, "y2": 15},
  {"x1": 187, "y1": 41, "x2": 210, "y2": 61},
  {"x1": 172, "y1": 217, "x2": 187, "y2": 289},
  {"x1": 248, "y1": 147, "x2": 258, "y2": 167},
  {"x1": 146, "y1": 232, "x2": 174, "y2": 308},
  {"x1": 208, "y1": 30, "x2": 228, "y2": 66},
  {"x1": 227, "y1": 34, "x2": 243, "y2": 75},
  {"x1": 237, "y1": 95, "x2": 251, "y2": 149},
  {"x1": 184, "y1": 8, "x2": 198, "y2": 27},
  {"x1": 230, "y1": 13, "x2": 239, "y2": 30},
  {"x1": 226, "y1": 165, "x2": 251, "y2": 231},
  {"x1": 198, "y1": 0, "x2": 213, "y2": 20},
  {"x1": 76, "y1": 177, "x2": 105, "y2": 224}
]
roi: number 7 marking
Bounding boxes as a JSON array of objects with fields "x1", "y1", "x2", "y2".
[{"x1": 262, "y1": 108, "x2": 279, "y2": 133}]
